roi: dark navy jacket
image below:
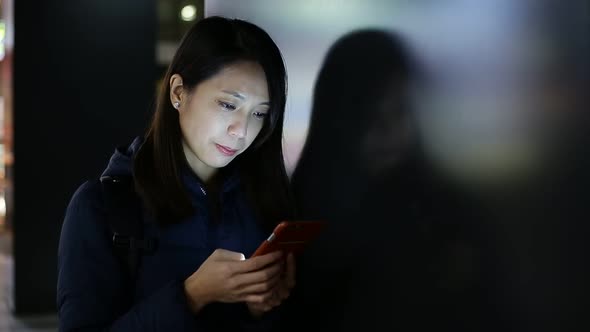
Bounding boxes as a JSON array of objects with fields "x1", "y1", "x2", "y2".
[{"x1": 57, "y1": 137, "x2": 281, "y2": 331}]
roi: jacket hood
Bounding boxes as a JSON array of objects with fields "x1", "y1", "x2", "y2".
[{"x1": 100, "y1": 136, "x2": 144, "y2": 178}]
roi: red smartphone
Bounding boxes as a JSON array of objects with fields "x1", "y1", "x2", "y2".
[{"x1": 251, "y1": 221, "x2": 326, "y2": 257}]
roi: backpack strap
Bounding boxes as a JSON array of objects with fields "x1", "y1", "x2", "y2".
[{"x1": 99, "y1": 175, "x2": 157, "y2": 284}]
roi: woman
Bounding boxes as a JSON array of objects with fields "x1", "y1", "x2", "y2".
[{"x1": 57, "y1": 16, "x2": 295, "y2": 331}]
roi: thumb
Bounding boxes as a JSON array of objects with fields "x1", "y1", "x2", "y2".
[{"x1": 213, "y1": 249, "x2": 246, "y2": 261}]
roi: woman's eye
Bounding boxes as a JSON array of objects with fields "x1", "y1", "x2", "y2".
[
  {"x1": 253, "y1": 112, "x2": 268, "y2": 120},
  {"x1": 218, "y1": 101, "x2": 236, "y2": 111}
]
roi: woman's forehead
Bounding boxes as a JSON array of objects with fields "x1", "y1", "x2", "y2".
[{"x1": 204, "y1": 62, "x2": 270, "y2": 102}]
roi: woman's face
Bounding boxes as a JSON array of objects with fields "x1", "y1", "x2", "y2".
[{"x1": 171, "y1": 61, "x2": 270, "y2": 180}]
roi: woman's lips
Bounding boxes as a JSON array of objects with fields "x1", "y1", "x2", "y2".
[{"x1": 215, "y1": 144, "x2": 238, "y2": 156}]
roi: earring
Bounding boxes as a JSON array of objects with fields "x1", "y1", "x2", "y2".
[{"x1": 173, "y1": 101, "x2": 180, "y2": 109}]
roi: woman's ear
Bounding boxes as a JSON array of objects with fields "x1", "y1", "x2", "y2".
[{"x1": 169, "y1": 74, "x2": 184, "y2": 111}]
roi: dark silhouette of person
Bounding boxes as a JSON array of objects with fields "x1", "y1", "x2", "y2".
[{"x1": 287, "y1": 29, "x2": 437, "y2": 331}]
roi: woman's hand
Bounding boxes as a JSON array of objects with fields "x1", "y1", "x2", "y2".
[
  {"x1": 247, "y1": 252, "x2": 296, "y2": 318},
  {"x1": 183, "y1": 249, "x2": 284, "y2": 313}
]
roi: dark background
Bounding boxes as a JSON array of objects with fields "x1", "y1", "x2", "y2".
[{"x1": 13, "y1": 0, "x2": 156, "y2": 314}]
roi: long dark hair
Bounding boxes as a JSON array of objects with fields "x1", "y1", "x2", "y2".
[
  {"x1": 291, "y1": 29, "x2": 417, "y2": 219},
  {"x1": 134, "y1": 16, "x2": 293, "y2": 229}
]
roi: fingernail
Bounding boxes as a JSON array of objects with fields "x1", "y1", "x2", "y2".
[{"x1": 239, "y1": 253, "x2": 246, "y2": 261}]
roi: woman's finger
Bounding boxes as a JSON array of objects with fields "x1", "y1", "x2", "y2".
[{"x1": 237, "y1": 273, "x2": 282, "y2": 295}]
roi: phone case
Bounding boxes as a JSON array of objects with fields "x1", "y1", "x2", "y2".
[{"x1": 251, "y1": 221, "x2": 326, "y2": 257}]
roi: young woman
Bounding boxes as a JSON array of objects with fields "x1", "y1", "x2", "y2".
[{"x1": 57, "y1": 16, "x2": 295, "y2": 331}]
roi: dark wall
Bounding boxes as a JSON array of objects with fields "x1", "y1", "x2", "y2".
[{"x1": 13, "y1": 0, "x2": 156, "y2": 314}]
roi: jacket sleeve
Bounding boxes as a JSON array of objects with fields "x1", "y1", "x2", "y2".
[
  {"x1": 236, "y1": 301, "x2": 287, "y2": 332},
  {"x1": 57, "y1": 181, "x2": 205, "y2": 332}
]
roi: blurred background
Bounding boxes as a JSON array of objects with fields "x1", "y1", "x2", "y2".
[{"x1": 0, "y1": 0, "x2": 587, "y2": 331}]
